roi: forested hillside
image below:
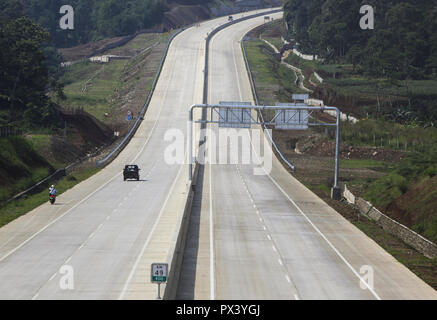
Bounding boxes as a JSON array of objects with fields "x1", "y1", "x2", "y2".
[
  {"x1": 284, "y1": 0, "x2": 437, "y2": 80},
  {"x1": 0, "y1": 0, "x2": 218, "y2": 129},
  {"x1": 281, "y1": 1, "x2": 437, "y2": 246},
  {"x1": 21, "y1": 0, "x2": 223, "y2": 48},
  {"x1": 1, "y1": 0, "x2": 259, "y2": 132},
  {"x1": 0, "y1": 0, "x2": 61, "y2": 129},
  {"x1": 23, "y1": 0, "x2": 167, "y2": 48}
]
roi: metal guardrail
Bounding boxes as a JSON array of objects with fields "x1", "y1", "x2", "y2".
[
  {"x1": 96, "y1": 29, "x2": 184, "y2": 167},
  {"x1": 196, "y1": 8, "x2": 283, "y2": 163},
  {"x1": 87, "y1": 29, "x2": 163, "y2": 59},
  {"x1": 162, "y1": 12, "x2": 284, "y2": 299},
  {"x1": 1, "y1": 10, "x2": 285, "y2": 208},
  {"x1": 2, "y1": 168, "x2": 66, "y2": 206},
  {"x1": 97, "y1": 9, "x2": 283, "y2": 168},
  {"x1": 1, "y1": 142, "x2": 109, "y2": 208},
  {"x1": 204, "y1": 9, "x2": 282, "y2": 105},
  {"x1": 241, "y1": 29, "x2": 297, "y2": 172},
  {"x1": 0, "y1": 127, "x2": 23, "y2": 137}
]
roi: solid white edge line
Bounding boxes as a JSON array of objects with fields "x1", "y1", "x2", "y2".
[
  {"x1": 232, "y1": 37, "x2": 244, "y2": 102},
  {"x1": 0, "y1": 171, "x2": 121, "y2": 263},
  {"x1": 208, "y1": 36, "x2": 216, "y2": 301},
  {"x1": 207, "y1": 11, "x2": 282, "y2": 300},
  {"x1": 118, "y1": 162, "x2": 184, "y2": 300},
  {"x1": 221, "y1": 15, "x2": 305, "y2": 300},
  {"x1": 228, "y1": 15, "x2": 307, "y2": 301},
  {"x1": 209, "y1": 133, "x2": 215, "y2": 301},
  {"x1": 205, "y1": 36, "x2": 218, "y2": 300},
  {"x1": 2, "y1": 38, "x2": 170, "y2": 301},
  {"x1": 236, "y1": 20, "x2": 382, "y2": 299},
  {"x1": 1, "y1": 17, "x2": 170, "y2": 264},
  {"x1": 31, "y1": 158, "x2": 161, "y2": 299},
  {"x1": 49, "y1": 273, "x2": 57, "y2": 281},
  {"x1": 248, "y1": 127, "x2": 382, "y2": 300},
  {"x1": 271, "y1": 173, "x2": 382, "y2": 300}
]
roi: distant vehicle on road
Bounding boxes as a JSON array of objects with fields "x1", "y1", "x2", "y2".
[{"x1": 123, "y1": 165, "x2": 140, "y2": 181}]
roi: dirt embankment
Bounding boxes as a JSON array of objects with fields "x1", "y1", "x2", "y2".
[
  {"x1": 41, "y1": 109, "x2": 114, "y2": 166},
  {"x1": 299, "y1": 137, "x2": 405, "y2": 162},
  {"x1": 59, "y1": 36, "x2": 129, "y2": 62},
  {"x1": 248, "y1": 18, "x2": 437, "y2": 289},
  {"x1": 0, "y1": 137, "x2": 54, "y2": 199},
  {"x1": 311, "y1": 85, "x2": 409, "y2": 120},
  {"x1": 162, "y1": 5, "x2": 211, "y2": 30},
  {"x1": 385, "y1": 175, "x2": 437, "y2": 243}
]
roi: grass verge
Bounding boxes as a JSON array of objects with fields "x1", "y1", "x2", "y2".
[
  {"x1": 0, "y1": 32, "x2": 170, "y2": 228},
  {"x1": 244, "y1": 40, "x2": 306, "y2": 104},
  {"x1": 244, "y1": 26, "x2": 437, "y2": 290},
  {"x1": 56, "y1": 32, "x2": 169, "y2": 125},
  {"x1": 0, "y1": 167, "x2": 100, "y2": 228}
]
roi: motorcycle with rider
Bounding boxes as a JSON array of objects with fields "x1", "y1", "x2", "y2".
[{"x1": 49, "y1": 185, "x2": 57, "y2": 204}]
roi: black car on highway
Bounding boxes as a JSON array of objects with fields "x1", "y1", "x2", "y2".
[{"x1": 123, "y1": 165, "x2": 140, "y2": 181}]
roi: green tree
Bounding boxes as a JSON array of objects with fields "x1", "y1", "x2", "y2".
[{"x1": 0, "y1": 17, "x2": 57, "y2": 128}]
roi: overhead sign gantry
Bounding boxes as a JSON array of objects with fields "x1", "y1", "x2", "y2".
[{"x1": 188, "y1": 102, "x2": 342, "y2": 199}]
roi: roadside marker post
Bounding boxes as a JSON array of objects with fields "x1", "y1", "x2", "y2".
[{"x1": 151, "y1": 263, "x2": 168, "y2": 300}]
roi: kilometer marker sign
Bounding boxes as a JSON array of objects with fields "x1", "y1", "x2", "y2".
[{"x1": 151, "y1": 263, "x2": 168, "y2": 283}]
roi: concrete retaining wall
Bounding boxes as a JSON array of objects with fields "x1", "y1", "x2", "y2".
[
  {"x1": 314, "y1": 71, "x2": 324, "y2": 83},
  {"x1": 344, "y1": 187, "x2": 437, "y2": 259},
  {"x1": 343, "y1": 185, "x2": 356, "y2": 205},
  {"x1": 292, "y1": 49, "x2": 318, "y2": 61}
]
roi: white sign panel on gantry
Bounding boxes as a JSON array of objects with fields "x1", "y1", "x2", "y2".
[
  {"x1": 292, "y1": 94, "x2": 309, "y2": 101},
  {"x1": 218, "y1": 101, "x2": 252, "y2": 128},
  {"x1": 275, "y1": 103, "x2": 309, "y2": 130}
]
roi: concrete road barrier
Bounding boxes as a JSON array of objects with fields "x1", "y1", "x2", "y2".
[{"x1": 161, "y1": 8, "x2": 283, "y2": 300}]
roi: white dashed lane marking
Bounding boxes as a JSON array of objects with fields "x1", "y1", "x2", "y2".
[{"x1": 236, "y1": 164, "x2": 301, "y2": 298}]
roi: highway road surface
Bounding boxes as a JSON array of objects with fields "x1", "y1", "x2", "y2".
[
  {"x1": 0, "y1": 9, "x2": 275, "y2": 300},
  {"x1": 176, "y1": 12, "x2": 437, "y2": 300}
]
